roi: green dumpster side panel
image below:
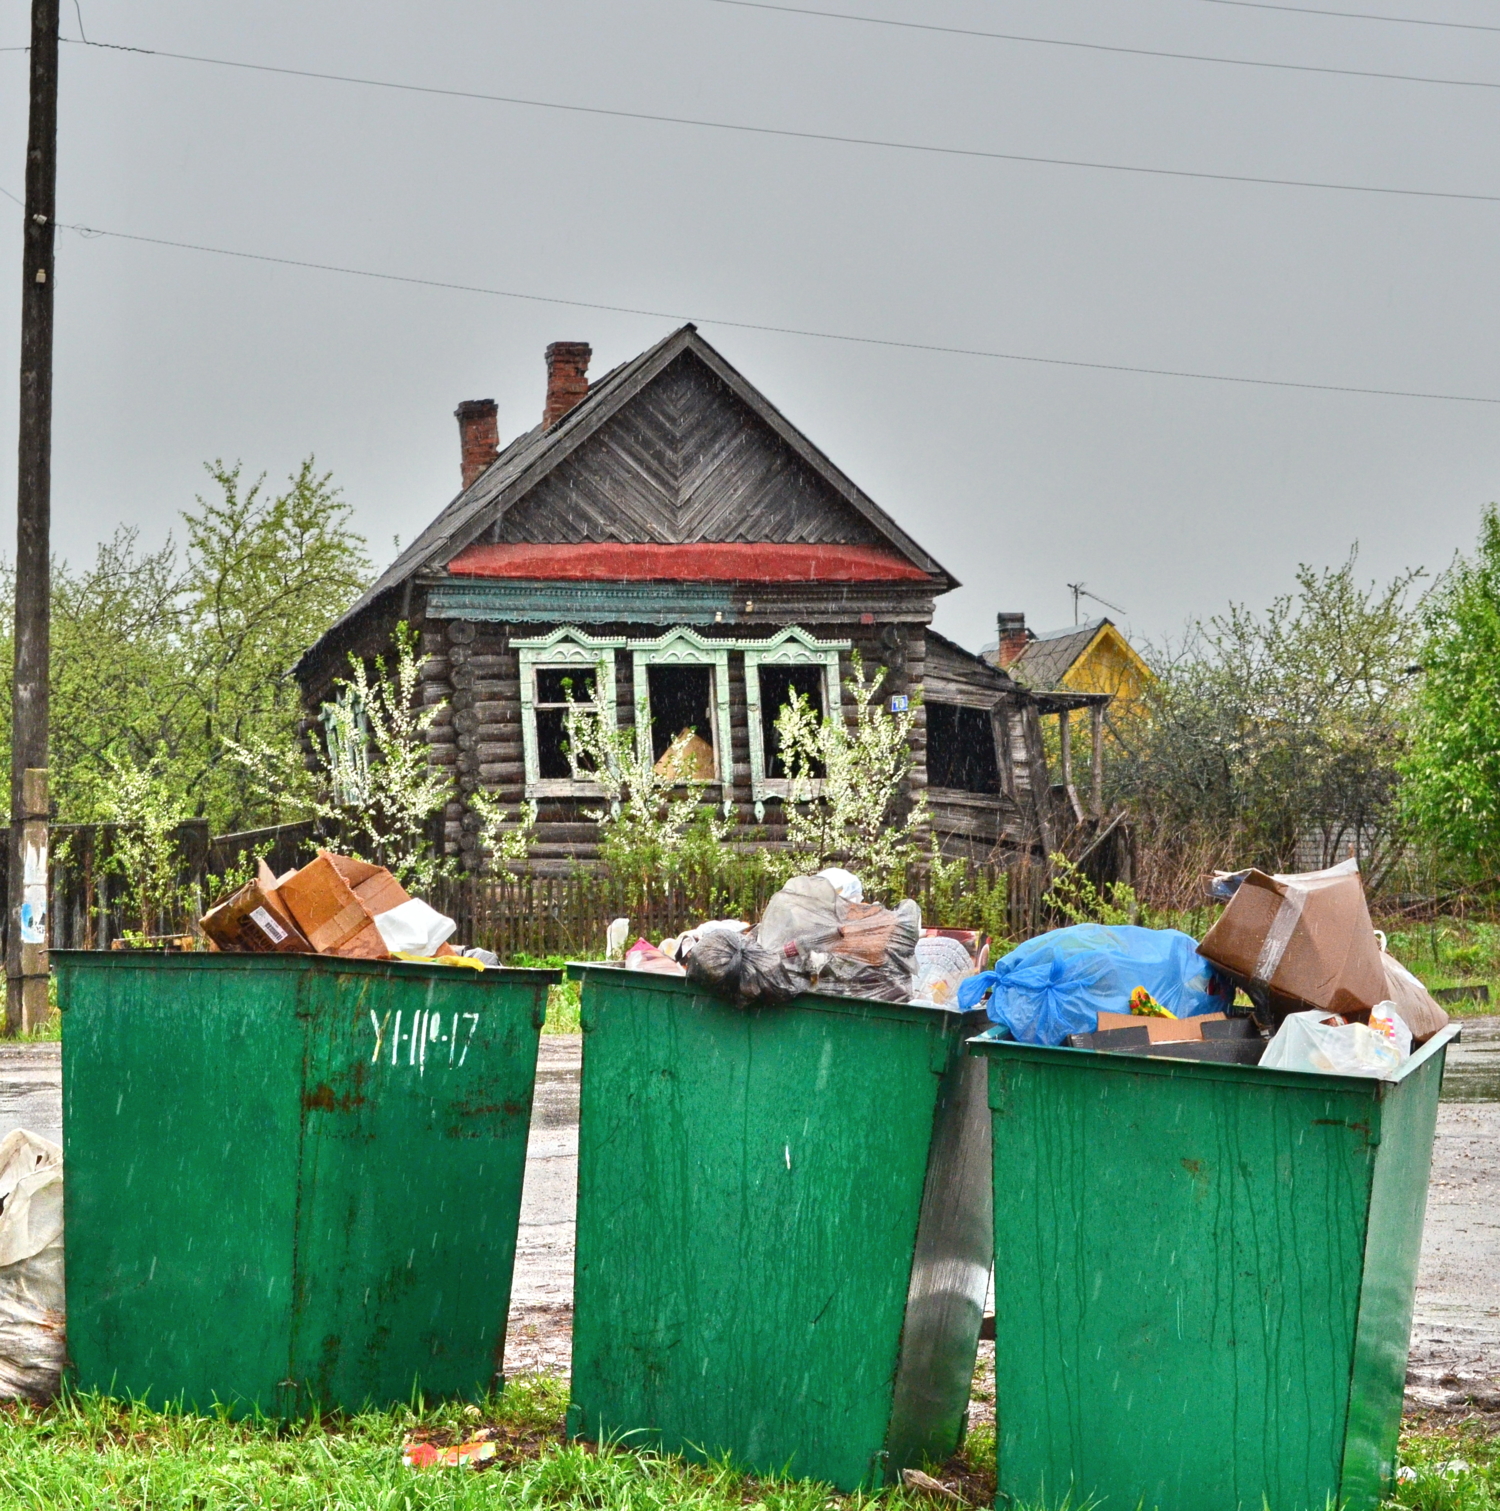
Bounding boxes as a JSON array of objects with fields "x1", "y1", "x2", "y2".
[
  {"x1": 568, "y1": 968, "x2": 986, "y2": 1493},
  {"x1": 59, "y1": 952, "x2": 553, "y2": 1414},
  {"x1": 977, "y1": 1029, "x2": 1456, "y2": 1511},
  {"x1": 1340, "y1": 1044, "x2": 1445, "y2": 1507}
]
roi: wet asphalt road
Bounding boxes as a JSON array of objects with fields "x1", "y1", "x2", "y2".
[{"x1": 7, "y1": 1023, "x2": 1497, "y2": 1404}]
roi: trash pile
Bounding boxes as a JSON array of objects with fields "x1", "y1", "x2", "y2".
[
  {"x1": 964, "y1": 859, "x2": 1449, "y2": 1079},
  {"x1": 616, "y1": 868, "x2": 985, "y2": 1007},
  {"x1": 200, "y1": 851, "x2": 498, "y2": 967},
  {"x1": 0, "y1": 1130, "x2": 64, "y2": 1401}
]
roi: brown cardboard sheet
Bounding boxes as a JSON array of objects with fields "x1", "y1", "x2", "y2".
[{"x1": 1095, "y1": 1011, "x2": 1226, "y2": 1044}]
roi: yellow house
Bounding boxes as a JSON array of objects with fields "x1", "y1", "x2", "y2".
[{"x1": 983, "y1": 614, "x2": 1152, "y2": 713}]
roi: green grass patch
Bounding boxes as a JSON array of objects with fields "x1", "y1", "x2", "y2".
[
  {"x1": 1379, "y1": 917, "x2": 1500, "y2": 1017},
  {"x1": 0, "y1": 1379, "x2": 994, "y2": 1510},
  {"x1": 506, "y1": 954, "x2": 580, "y2": 1034},
  {"x1": 1393, "y1": 1418, "x2": 1500, "y2": 1509}
]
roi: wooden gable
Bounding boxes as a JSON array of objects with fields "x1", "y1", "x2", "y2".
[{"x1": 479, "y1": 347, "x2": 885, "y2": 548}]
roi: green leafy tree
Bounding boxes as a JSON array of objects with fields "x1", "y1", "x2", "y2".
[
  {"x1": 177, "y1": 460, "x2": 372, "y2": 829},
  {"x1": 0, "y1": 459, "x2": 370, "y2": 832},
  {"x1": 1115, "y1": 550, "x2": 1422, "y2": 897},
  {"x1": 1401, "y1": 505, "x2": 1500, "y2": 879}
]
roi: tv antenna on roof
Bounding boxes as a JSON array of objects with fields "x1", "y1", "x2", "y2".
[{"x1": 1066, "y1": 582, "x2": 1128, "y2": 625}]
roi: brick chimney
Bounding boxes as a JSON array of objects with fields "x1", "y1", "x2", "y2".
[
  {"x1": 995, "y1": 612, "x2": 1030, "y2": 668},
  {"x1": 454, "y1": 399, "x2": 499, "y2": 490},
  {"x1": 544, "y1": 341, "x2": 592, "y2": 428}
]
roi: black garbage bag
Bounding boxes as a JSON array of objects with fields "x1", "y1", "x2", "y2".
[
  {"x1": 685, "y1": 928, "x2": 812, "y2": 1004},
  {"x1": 687, "y1": 875, "x2": 921, "y2": 1005}
]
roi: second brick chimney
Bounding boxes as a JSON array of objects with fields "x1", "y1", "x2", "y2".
[
  {"x1": 544, "y1": 341, "x2": 592, "y2": 428},
  {"x1": 995, "y1": 612, "x2": 1030, "y2": 668},
  {"x1": 455, "y1": 399, "x2": 499, "y2": 490}
]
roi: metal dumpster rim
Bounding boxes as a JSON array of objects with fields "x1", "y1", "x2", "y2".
[
  {"x1": 567, "y1": 958, "x2": 969, "y2": 1026},
  {"x1": 52, "y1": 948, "x2": 560, "y2": 988},
  {"x1": 967, "y1": 1019, "x2": 1459, "y2": 1094}
]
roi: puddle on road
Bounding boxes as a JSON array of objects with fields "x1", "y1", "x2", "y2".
[{"x1": 1439, "y1": 1016, "x2": 1500, "y2": 1102}]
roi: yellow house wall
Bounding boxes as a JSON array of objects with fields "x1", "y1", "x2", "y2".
[{"x1": 1059, "y1": 627, "x2": 1150, "y2": 711}]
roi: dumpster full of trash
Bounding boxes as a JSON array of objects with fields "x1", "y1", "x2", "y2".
[{"x1": 970, "y1": 1005, "x2": 1459, "y2": 1511}]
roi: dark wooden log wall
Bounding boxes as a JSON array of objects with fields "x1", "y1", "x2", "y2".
[{"x1": 921, "y1": 631, "x2": 1050, "y2": 859}]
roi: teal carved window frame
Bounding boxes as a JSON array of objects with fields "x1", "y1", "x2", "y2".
[
  {"x1": 514, "y1": 626, "x2": 625, "y2": 799},
  {"x1": 744, "y1": 628, "x2": 848, "y2": 815},
  {"x1": 628, "y1": 627, "x2": 734, "y2": 803}
]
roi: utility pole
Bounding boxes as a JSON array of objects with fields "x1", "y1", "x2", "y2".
[{"x1": 7, "y1": 0, "x2": 59, "y2": 1034}]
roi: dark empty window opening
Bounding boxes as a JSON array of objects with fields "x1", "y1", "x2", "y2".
[
  {"x1": 927, "y1": 703, "x2": 1000, "y2": 794},
  {"x1": 535, "y1": 665, "x2": 598, "y2": 780},
  {"x1": 646, "y1": 664, "x2": 715, "y2": 766},
  {"x1": 760, "y1": 665, "x2": 826, "y2": 780}
]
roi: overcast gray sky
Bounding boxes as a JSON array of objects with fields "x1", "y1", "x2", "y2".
[{"x1": 2, "y1": 0, "x2": 1498, "y2": 653}]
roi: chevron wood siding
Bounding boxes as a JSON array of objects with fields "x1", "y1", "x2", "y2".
[{"x1": 488, "y1": 352, "x2": 883, "y2": 547}]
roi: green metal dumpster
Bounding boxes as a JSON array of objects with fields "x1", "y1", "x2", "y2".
[
  {"x1": 57, "y1": 950, "x2": 558, "y2": 1414},
  {"x1": 970, "y1": 1022, "x2": 1461, "y2": 1511},
  {"x1": 565, "y1": 964, "x2": 993, "y2": 1492}
]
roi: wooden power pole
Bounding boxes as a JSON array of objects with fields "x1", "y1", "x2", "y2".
[{"x1": 7, "y1": 0, "x2": 59, "y2": 1034}]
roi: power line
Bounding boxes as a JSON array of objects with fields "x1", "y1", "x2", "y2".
[
  {"x1": 14, "y1": 203, "x2": 1499, "y2": 407},
  {"x1": 706, "y1": 0, "x2": 1500, "y2": 90},
  {"x1": 52, "y1": 39, "x2": 1500, "y2": 207},
  {"x1": 1197, "y1": 0, "x2": 1500, "y2": 35}
]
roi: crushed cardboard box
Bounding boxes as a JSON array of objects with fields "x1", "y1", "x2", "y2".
[
  {"x1": 1197, "y1": 860, "x2": 1387, "y2": 1023},
  {"x1": 201, "y1": 850, "x2": 440, "y2": 962}
]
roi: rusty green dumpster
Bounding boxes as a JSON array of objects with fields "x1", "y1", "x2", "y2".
[
  {"x1": 970, "y1": 1022, "x2": 1460, "y2": 1511},
  {"x1": 565, "y1": 963, "x2": 993, "y2": 1492},
  {"x1": 57, "y1": 950, "x2": 558, "y2": 1414}
]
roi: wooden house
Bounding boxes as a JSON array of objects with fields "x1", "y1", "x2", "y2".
[
  {"x1": 294, "y1": 326, "x2": 1057, "y2": 872},
  {"x1": 986, "y1": 614, "x2": 1151, "y2": 712}
]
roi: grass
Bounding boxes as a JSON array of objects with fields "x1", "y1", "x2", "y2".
[
  {"x1": 1394, "y1": 1419, "x2": 1500, "y2": 1510},
  {"x1": 0, "y1": 1380, "x2": 1490, "y2": 1510},
  {"x1": 506, "y1": 954, "x2": 581, "y2": 1034},
  {"x1": 1380, "y1": 917, "x2": 1500, "y2": 1017},
  {"x1": 0, "y1": 1377, "x2": 992, "y2": 1511}
]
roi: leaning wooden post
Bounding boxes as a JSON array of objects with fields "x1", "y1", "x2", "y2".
[
  {"x1": 8, "y1": 0, "x2": 60, "y2": 1034},
  {"x1": 1058, "y1": 709, "x2": 1072, "y2": 791},
  {"x1": 1090, "y1": 702, "x2": 1105, "y2": 819}
]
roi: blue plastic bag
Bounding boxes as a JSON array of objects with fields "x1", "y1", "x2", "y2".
[{"x1": 955, "y1": 924, "x2": 1229, "y2": 1047}]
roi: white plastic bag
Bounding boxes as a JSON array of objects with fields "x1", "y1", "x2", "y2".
[
  {"x1": 1369, "y1": 1000, "x2": 1414, "y2": 1061},
  {"x1": 0, "y1": 1129, "x2": 64, "y2": 1400},
  {"x1": 1260, "y1": 1009, "x2": 1407, "y2": 1079},
  {"x1": 912, "y1": 935, "x2": 976, "y2": 1006},
  {"x1": 373, "y1": 898, "x2": 457, "y2": 957}
]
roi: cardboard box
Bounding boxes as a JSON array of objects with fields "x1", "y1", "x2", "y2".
[
  {"x1": 1095, "y1": 1010, "x2": 1225, "y2": 1044},
  {"x1": 277, "y1": 852, "x2": 388, "y2": 958},
  {"x1": 1198, "y1": 861, "x2": 1387, "y2": 1021},
  {"x1": 321, "y1": 851, "x2": 411, "y2": 918},
  {"x1": 200, "y1": 878, "x2": 313, "y2": 955}
]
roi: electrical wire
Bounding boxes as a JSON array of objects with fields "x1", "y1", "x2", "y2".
[
  {"x1": 51, "y1": 39, "x2": 1500, "y2": 207},
  {"x1": 3, "y1": 196, "x2": 1493, "y2": 407},
  {"x1": 1197, "y1": 0, "x2": 1500, "y2": 34},
  {"x1": 705, "y1": 0, "x2": 1500, "y2": 90}
]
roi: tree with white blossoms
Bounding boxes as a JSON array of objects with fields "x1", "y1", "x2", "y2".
[
  {"x1": 773, "y1": 652, "x2": 927, "y2": 895},
  {"x1": 560, "y1": 674, "x2": 731, "y2": 889},
  {"x1": 231, "y1": 623, "x2": 448, "y2": 888}
]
